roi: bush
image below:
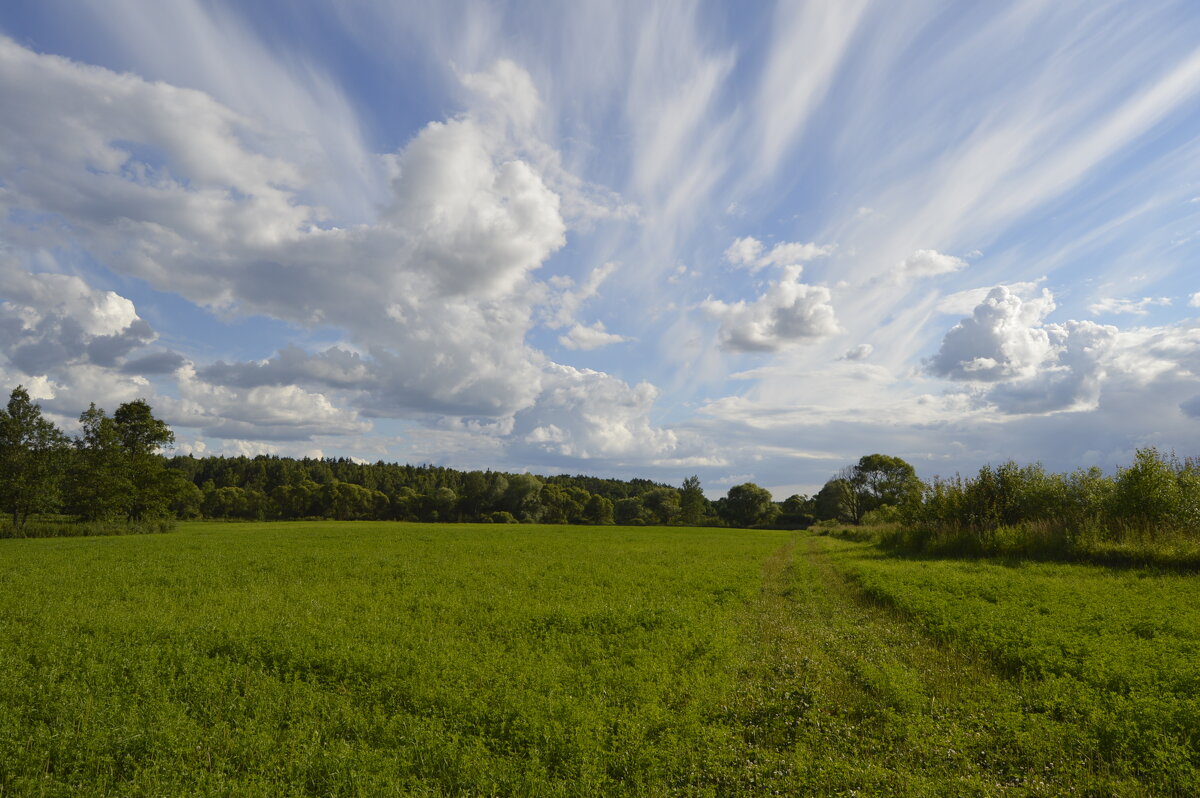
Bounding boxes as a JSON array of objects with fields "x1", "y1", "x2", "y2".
[
  {"x1": 0, "y1": 518, "x2": 174, "y2": 539},
  {"x1": 892, "y1": 448, "x2": 1200, "y2": 563}
]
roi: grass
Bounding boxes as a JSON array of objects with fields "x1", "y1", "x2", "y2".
[
  {"x1": 0, "y1": 522, "x2": 1198, "y2": 795},
  {"x1": 827, "y1": 535, "x2": 1200, "y2": 794},
  {"x1": 0, "y1": 522, "x2": 781, "y2": 796}
]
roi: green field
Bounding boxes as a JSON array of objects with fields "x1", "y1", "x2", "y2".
[{"x1": 1, "y1": 523, "x2": 1197, "y2": 795}]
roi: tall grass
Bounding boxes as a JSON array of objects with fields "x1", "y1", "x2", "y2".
[
  {"x1": 0, "y1": 517, "x2": 173, "y2": 539},
  {"x1": 889, "y1": 447, "x2": 1200, "y2": 565}
]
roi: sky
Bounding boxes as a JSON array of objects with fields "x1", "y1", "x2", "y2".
[{"x1": 1, "y1": 0, "x2": 1199, "y2": 499}]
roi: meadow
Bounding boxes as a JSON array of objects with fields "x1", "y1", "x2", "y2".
[{"x1": 1, "y1": 522, "x2": 1197, "y2": 795}]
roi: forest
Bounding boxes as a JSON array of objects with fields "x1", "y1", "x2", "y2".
[{"x1": 0, "y1": 386, "x2": 790, "y2": 532}]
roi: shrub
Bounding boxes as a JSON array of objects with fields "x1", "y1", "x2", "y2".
[{"x1": 891, "y1": 448, "x2": 1200, "y2": 563}]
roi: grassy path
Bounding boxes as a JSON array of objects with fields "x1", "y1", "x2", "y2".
[{"x1": 726, "y1": 534, "x2": 1155, "y2": 796}]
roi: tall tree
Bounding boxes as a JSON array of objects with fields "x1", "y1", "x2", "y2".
[
  {"x1": 679, "y1": 475, "x2": 706, "y2": 525},
  {"x1": 113, "y1": 400, "x2": 175, "y2": 520},
  {"x1": 844, "y1": 454, "x2": 920, "y2": 523},
  {"x1": 0, "y1": 386, "x2": 69, "y2": 530},
  {"x1": 642, "y1": 487, "x2": 682, "y2": 525},
  {"x1": 720, "y1": 483, "x2": 778, "y2": 528},
  {"x1": 813, "y1": 478, "x2": 852, "y2": 521},
  {"x1": 67, "y1": 403, "x2": 133, "y2": 521},
  {"x1": 582, "y1": 494, "x2": 614, "y2": 525}
]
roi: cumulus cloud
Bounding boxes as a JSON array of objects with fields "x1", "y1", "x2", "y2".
[
  {"x1": 927, "y1": 285, "x2": 1059, "y2": 382},
  {"x1": 724, "y1": 235, "x2": 833, "y2": 272},
  {"x1": 928, "y1": 285, "x2": 1119, "y2": 414},
  {"x1": 986, "y1": 320, "x2": 1117, "y2": 414},
  {"x1": 1088, "y1": 296, "x2": 1171, "y2": 315},
  {"x1": 559, "y1": 322, "x2": 627, "y2": 351},
  {"x1": 1189, "y1": 292, "x2": 1200, "y2": 308},
  {"x1": 703, "y1": 266, "x2": 839, "y2": 352},
  {"x1": 513, "y1": 364, "x2": 677, "y2": 460},
  {"x1": 161, "y1": 363, "x2": 370, "y2": 442},
  {"x1": 0, "y1": 261, "x2": 155, "y2": 375},
  {"x1": 379, "y1": 111, "x2": 566, "y2": 299},
  {"x1": 27, "y1": 365, "x2": 154, "y2": 420},
  {"x1": 0, "y1": 36, "x2": 697, "y2": 471},
  {"x1": 936, "y1": 280, "x2": 1045, "y2": 316},
  {"x1": 895, "y1": 249, "x2": 967, "y2": 279}
]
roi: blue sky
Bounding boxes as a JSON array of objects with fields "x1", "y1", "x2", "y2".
[{"x1": 1, "y1": 0, "x2": 1199, "y2": 498}]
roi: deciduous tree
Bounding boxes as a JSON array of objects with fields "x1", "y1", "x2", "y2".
[
  {"x1": 720, "y1": 483, "x2": 778, "y2": 528},
  {"x1": 0, "y1": 387, "x2": 69, "y2": 530}
]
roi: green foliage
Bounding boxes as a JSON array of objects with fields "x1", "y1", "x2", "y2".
[
  {"x1": 0, "y1": 517, "x2": 173, "y2": 538},
  {"x1": 0, "y1": 387, "x2": 69, "y2": 529},
  {"x1": 613, "y1": 496, "x2": 645, "y2": 525},
  {"x1": 719, "y1": 482, "x2": 779, "y2": 527},
  {"x1": 895, "y1": 447, "x2": 1200, "y2": 563},
  {"x1": 679, "y1": 475, "x2": 707, "y2": 525},
  {"x1": 0, "y1": 383, "x2": 713, "y2": 528},
  {"x1": 582, "y1": 494, "x2": 614, "y2": 525},
  {"x1": 113, "y1": 399, "x2": 175, "y2": 520},
  {"x1": 66, "y1": 400, "x2": 176, "y2": 523},
  {"x1": 822, "y1": 454, "x2": 921, "y2": 524},
  {"x1": 641, "y1": 486, "x2": 681, "y2": 525},
  {"x1": 67, "y1": 403, "x2": 133, "y2": 521},
  {"x1": 1112, "y1": 446, "x2": 1184, "y2": 526},
  {"x1": 812, "y1": 477, "x2": 852, "y2": 522}
]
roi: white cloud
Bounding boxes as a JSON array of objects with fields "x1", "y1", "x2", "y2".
[
  {"x1": 927, "y1": 285, "x2": 1059, "y2": 382},
  {"x1": 199, "y1": 346, "x2": 372, "y2": 390},
  {"x1": 513, "y1": 364, "x2": 677, "y2": 460},
  {"x1": 380, "y1": 95, "x2": 566, "y2": 298},
  {"x1": 1088, "y1": 296, "x2": 1171, "y2": 316},
  {"x1": 0, "y1": 38, "x2": 685, "y2": 463},
  {"x1": 724, "y1": 236, "x2": 763, "y2": 268},
  {"x1": 840, "y1": 344, "x2": 873, "y2": 361},
  {"x1": 711, "y1": 473, "x2": 755, "y2": 486},
  {"x1": 895, "y1": 249, "x2": 968, "y2": 279},
  {"x1": 162, "y1": 363, "x2": 369, "y2": 442},
  {"x1": 0, "y1": 259, "x2": 155, "y2": 375},
  {"x1": 724, "y1": 235, "x2": 833, "y2": 272},
  {"x1": 1189, "y1": 292, "x2": 1200, "y2": 308},
  {"x1": 986, "y1": 320, "x2": 1117, "y2": 414},
  {"x1": 559, "y1": 321, "x2": 627, "y2": 351},
  {"x1": 928, "y1": 285, "x2": 1120, "y2": 414},
  {"x1": 750, "y1": 0, "x2": 872, "y2": 182},
  {"x1": 543, "y1": 262, "x2": 617, "y2": 329},
  {"x1": 936, "y1": 280, "x2": 1045, "y2": 316},
  {"x1": 703, "y1": 265, "x2": 840, "y2": 352}
]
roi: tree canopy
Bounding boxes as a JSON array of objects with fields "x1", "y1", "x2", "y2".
[{"x1": 0, "y1": 387, "x2": 69, "y2": 529}]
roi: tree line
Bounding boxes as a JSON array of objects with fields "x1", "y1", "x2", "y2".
[
  {"x1": 0, "y1": 386, "x2": 811, "y2": 533},
  {"x1": 803, "y1": 447, "x2": 1200, "y2": 563},
  {"x1": 12, "y1": 382, "x2": 1186, "y2": 556}
]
